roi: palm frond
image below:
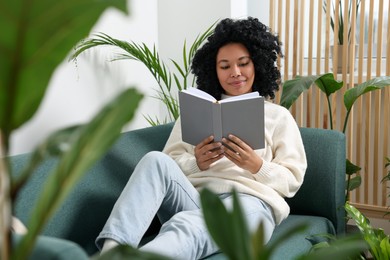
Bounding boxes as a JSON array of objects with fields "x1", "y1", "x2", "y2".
[{"x1": 71, "y1": 21, "x2": 216, "y2": 125}]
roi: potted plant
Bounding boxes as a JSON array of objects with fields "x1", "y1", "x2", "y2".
[
  {"x1": 71, "y1": 25, "x2": 215, "y2": 126},
  {"x1": 0, "y1": 1, "x2": 146, "y2": 259},
  {"x1": 323, "y1": 0, "x2": 361, "y2": 72},
  {"x1": 280, "y1": 73, "x2": 390, "y2": 202}
]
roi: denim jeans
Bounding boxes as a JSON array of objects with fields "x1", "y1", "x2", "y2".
[{"x1": 96, "y1": 151, "x2": 275, "y2": 259}]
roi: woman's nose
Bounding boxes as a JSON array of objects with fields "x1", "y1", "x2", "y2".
[{"x1": 230, "y1": 65, "x2": 241, "y2": 77}]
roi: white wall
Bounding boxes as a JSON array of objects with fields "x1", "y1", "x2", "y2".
[
  {"x1": 9, "y1": 0, "x2": 268, "y2": 155},
  {"x1": 10, "y1": 0, "x2": 160, "y2": 155}
]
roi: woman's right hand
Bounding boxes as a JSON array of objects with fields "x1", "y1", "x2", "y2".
[{"x1": 194, "y1": 136, "x2": 224, "y2": 170}]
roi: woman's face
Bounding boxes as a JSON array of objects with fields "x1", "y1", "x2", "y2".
[{"x1": 216, "y1": 43, "x2": 255, "y2": 96}]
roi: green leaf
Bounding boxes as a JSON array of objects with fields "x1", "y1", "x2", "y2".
[
  {"x1": 281, "y1": 75, "x2": 317, "y2": 109},
  {"x1": 298, "y1": 234, "x2": 368, "y2": 260},
  {"x1": 346, "y1": 159, "x2": 361, "y2": 175},
  {"x1": 347, "y1": 175, "x2": 362, "y2": 192},
  {"x1": 0, "y1": 0, "x2": 128, "y2": 141},
  {"x1": 344, "y1": 76, "x2": 390, "y2": 111},
  {"x1": 12, "y1": 88, "x2": 143, "y2": 260},
  {"x1": 314, "y1": 73, "x2": 344, "y2": 96},
  {"x1": 200, "y1": 189, "x2": 252, "y2": 260},
  {"x1": 379, "y1": 236, "x2": 390, "y2": 259},
  {"x1": 344, "y1": 203, "x2": 387, "y2": 259},
  {"x1": 280, "y1": 73, "x2": 340, "y2": 109},
  {"x1": 71, "y1": 21, "x2": 214, "y2": 126},
  {"x1": 11, "y1": 125, "x2": 83, "y2": 197}
]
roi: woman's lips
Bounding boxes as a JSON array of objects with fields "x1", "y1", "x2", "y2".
[{"x1": 230, "y1": 80, "x2": 246, "y2": 87}]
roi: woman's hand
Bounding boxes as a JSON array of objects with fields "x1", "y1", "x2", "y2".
[
  {"x1": 194, "y1": 136, "x2": 224, "y2": 171},
  {"x1": 222, "y1": 134, "x2": 263, "y2": 174}
]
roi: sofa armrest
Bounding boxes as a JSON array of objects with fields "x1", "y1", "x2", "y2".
[{"x1": 286, "y1": 128, "x2": 346, "y2": 234}]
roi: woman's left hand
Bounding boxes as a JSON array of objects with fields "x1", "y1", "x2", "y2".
[{"x1": 222, "y1": 134, "x2": 263, "y2": 174}]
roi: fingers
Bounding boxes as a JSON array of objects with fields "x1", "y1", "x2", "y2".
[
  {"x1": 195, "y1": 136, "x2": 224, "y2": 170},
  {"x1": 222, "y1": 134, "x2": 249, "y2": 156},
  {"x1": 222, "y1": 135, "x2": 262, "y2": 173}
]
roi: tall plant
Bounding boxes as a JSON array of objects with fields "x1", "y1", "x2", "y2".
[
  {"x1": 323, "y1": 0, "x2": 361, "y2": 45},
  {"x1": 280, "y1": 73, "x2": 390, "y2": 202},
  {"x1": 0, "y1": 0, "x2": 145, "y2": 259},
  {"x1": 71, "y1": 24, "x2": 215, "y2": 125}
]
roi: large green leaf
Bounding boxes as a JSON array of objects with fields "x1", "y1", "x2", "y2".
[
  {"x1": 346, "y1": 159, "x2": 361, "y2": 175},
  {"x1": 344, "y1": 76, "x2": 390, "y2": 111},
  {"x1": 345, "y1": 202, "x2": 390, "y2": 260},
  {"x1": 280, "y1": 73, "x2": 343, "y2": 109},
  {"x1": 11, "y1": 125, "x2": 82, "y2": 198},
  {"x1": 314, "y1": 73, "x2": 344, "y2": 96},
  {"x1": 0, "y1": 0, "x2": 128, "y2": 137},
  {"x1": 200, "y1": 189, "x2": 252, "y2": 260},
  {"x1": 280, "y1": 75, "x2": 318, "y2": 109},
  {"x1": 347, "y1": 175, "x2": 361, "y2": 192},
  {"x1": 11, "y1": 88, "x2": 142, "y2": 260},
  {"x1": 280, "y1": 74, "x2": 329, "y2": 109}
]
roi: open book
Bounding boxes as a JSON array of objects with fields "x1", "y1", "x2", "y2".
[{"x1": 179, "y1": 88, "x2": 265, "y2": 149}]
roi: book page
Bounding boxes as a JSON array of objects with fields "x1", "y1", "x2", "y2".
[
  {"x1": 219, "y1": 92, "x2": 259, "y2": 103},
  {"x1": 181, "y1": 87, "x2": 216, "y2": 102},
  {"x1": 179, "y1": 91, "x2": 214, "y2": 145},
  {"x1": 221, "y1": 96, "x2": 264, "y2": 149}
]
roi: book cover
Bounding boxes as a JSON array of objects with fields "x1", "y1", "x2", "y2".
[{"x1": 179, "y1": 88, "x2": 265, "y2": 149}]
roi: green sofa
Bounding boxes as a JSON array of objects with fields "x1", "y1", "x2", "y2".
[{"x1": 11, "y1": 123, "x2": 346, "y2": 259}]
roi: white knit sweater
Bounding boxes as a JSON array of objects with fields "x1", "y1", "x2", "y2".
[{"x1": 162, "y1": 101, "x2": 307, "y2": 224}]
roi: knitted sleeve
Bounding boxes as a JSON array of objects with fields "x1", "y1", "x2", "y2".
[
  {"x1": 162, "y1": 118, "x2": 201, "y2": 175},
  {"x1": 253, "y1": 104, "x2": 307, "y2": 198}
]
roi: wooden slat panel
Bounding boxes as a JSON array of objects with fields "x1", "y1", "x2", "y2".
[{"x1": 270, "y1": 0, "x2": 390, "y2": 217}]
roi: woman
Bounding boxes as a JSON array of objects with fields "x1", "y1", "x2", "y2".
[{"x1": 96, "y1": 17, "x2": 307, "y2": 259}]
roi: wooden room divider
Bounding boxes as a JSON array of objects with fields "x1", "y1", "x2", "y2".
[{"x1": 269, "y1": 0, "x2": 389, "y2": 218}]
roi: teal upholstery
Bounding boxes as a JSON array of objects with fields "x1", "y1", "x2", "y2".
[
  {"x1": 11, "y1": 123, "x2": 346, "y2": 259},
  {"x1": 12, "y1": 234, "x2": 89, "y2": 260}
]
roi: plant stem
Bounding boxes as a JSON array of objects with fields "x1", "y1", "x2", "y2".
[
  {"x1": 342, "y1": 109, "x2": 351, "y2": 134},
  {"x1": 346, "y1": 174, "x2": 351, "y2": 202},
  {"x1": 326, "y1": 95, "x2": 334, "y2": 130}
]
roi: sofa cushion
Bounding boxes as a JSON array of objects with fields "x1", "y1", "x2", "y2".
[
  {"x1": 12, "y1": 234, "x2": 89, "y2": 260},
  {"x1": 12, "y1": 123, "x2": 173, "y2": 255},
  {"x1": 203, "y1": 214, "x2": 335, "y2": 260},
  {"x1": 268, "y1": 214, "x2": 336, "y2": 260}
]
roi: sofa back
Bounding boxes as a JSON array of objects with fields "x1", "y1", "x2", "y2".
[
  {"x1": 12, "y1": 123, "x2": 174, "y2": 255},
  {"x1": 12, "y1": 123, "x2": 346, "y2": 255}
]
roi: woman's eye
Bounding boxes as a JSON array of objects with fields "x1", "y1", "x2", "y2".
[
  {"x1": 220, "y1": 65, "x2": 229, "y2": 70},
  {"x1": 239, "y1": 62, "x2": 250, "y2": 67}
]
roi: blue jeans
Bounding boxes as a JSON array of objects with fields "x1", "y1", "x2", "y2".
[{"x1": 96, "y1": 151, "x2": 275, "y2": 259}]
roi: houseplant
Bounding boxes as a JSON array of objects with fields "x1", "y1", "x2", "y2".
[
  {"x1": 323, "y1": 0, "x2": 361, "y2": 72},
  {"x1": 280, "y1": 73, "x2": 390, "y2": 202},
  {"x1": 199, "y1": 189, "x2": 368, "y2": 260},
  {"x1": 323, "y1": 0, "x2": 361, "y2": 45},
  {"x1": 0, "y1": 0, "x2": 146, "y2": 259},
  {"x1": 71, "y1": 25, "x2": 215, "y2": 126},
  {"x1": 345, "y1": 203, "x2": 390, "y2": 259}
]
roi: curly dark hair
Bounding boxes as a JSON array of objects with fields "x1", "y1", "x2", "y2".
[{"x1": 191, "y1": 17, "x2": 283, "y2": 100}]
